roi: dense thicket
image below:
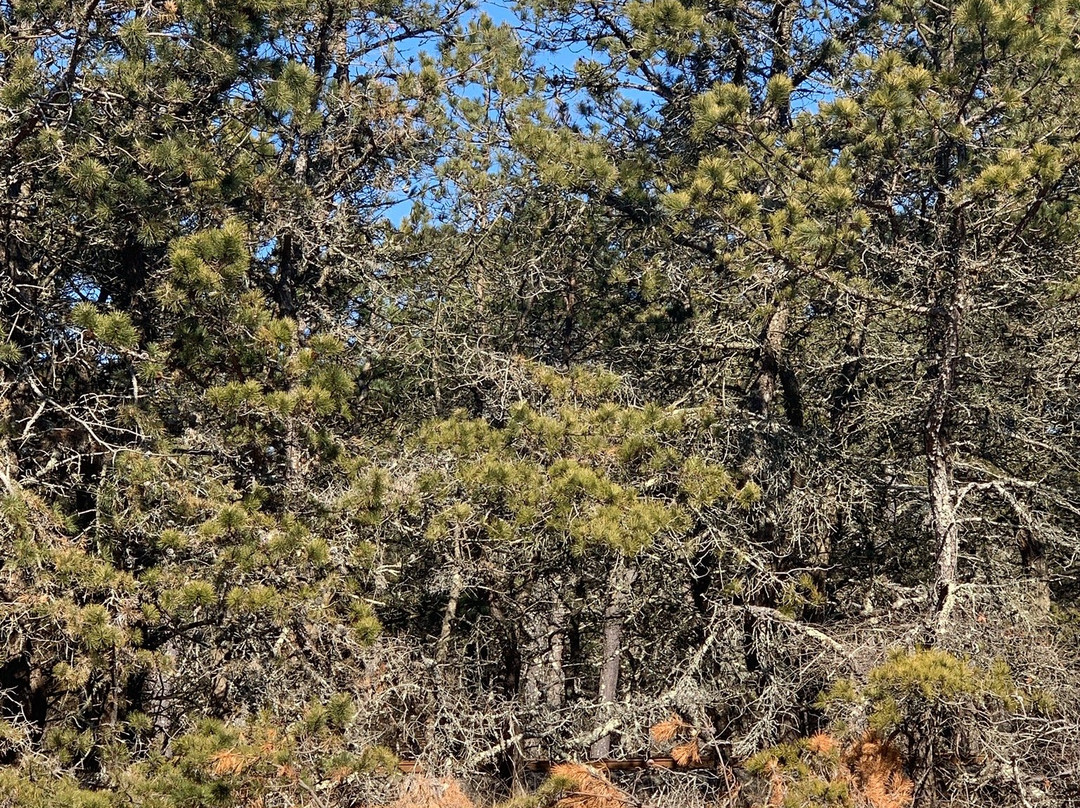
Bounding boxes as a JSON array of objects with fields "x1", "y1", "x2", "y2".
[{"x1": 2, "y1": 0, "x2": 1080, "y2": 806}]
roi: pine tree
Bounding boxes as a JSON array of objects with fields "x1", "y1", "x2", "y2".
[
  {"x1": 4, "y1": 0, "x2": 1080, "y2": 804},
  {"x1": 503, "y1": 0, "x2": 1080, "y2": 634},
  {"x1": 1, "y1": 0, "x2": 463, "y2": 798}
]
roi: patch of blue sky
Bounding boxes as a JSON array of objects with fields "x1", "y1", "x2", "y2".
[
  {"x1": 377, "y1": 2, "x2": 519, "y2": 225},
  {"x1": 380, "y1": 1, "x2": 667, "y2": 224}
]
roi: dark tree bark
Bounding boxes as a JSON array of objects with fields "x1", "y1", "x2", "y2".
[{"x1": 590, "y1": 559, "x2": 637, "y2": 759}]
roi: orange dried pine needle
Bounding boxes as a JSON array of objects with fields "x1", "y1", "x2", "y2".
[
  {"x1": 549, "y1": 763, "x2": 632, "y2": 808},
  {"x1": 844, "y1": 732, "x2": 914, "y2": 808},
  {"x1": 387, "y1": 776, "x2": 475, "y2": 808},
  {"x1": 806, "y1": 731, "x2": 840, "y2": 757},
  {"x1": 209, "y1": 749, "x2": 251, "y2": 777},
  {"x1": 650, "y1": 715, "x2": 686, "y2": 744},
  {"x1": 671, "y1": 739, "x2": 703, "y2": 767}
]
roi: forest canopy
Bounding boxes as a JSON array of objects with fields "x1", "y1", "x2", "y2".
[{"x1": 2, "y1": 0, "x2": 1080, "y2": 805}]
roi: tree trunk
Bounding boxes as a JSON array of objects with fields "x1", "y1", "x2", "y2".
[
  {"x1": 562, "y1": 271, "x2": 577, "y2": 366},
  {"x1": 434, "y1": 568, "x2": 464, "y2": 666},
  {"x1": 927, "y1": 260, "x2": 969, "y2": 637},
  {"x1": 767, "y1": 0, "x2": 795, "y2": 128},
  {"x1": 830, "y1": 300, "x2": 868, "y2": 427},
  {"x1": 750, "y1": 302, "x2": 803, "y2": 429},
  {"x1": 519, "y1": 574, "x2": 568, "y2": 758},
  {"x1": 1017, "y1": 528, "x2": 1051, "y2": 615},
  {"x1": 590, "y1": 559, "x2": 637, "y2": 760}
]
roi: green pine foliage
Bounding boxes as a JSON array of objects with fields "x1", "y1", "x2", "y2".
[
  {"x1": 411, "y1": 367, "x2": 750, "y2": 559},
  {"x1": 4, "y1": 0, "x2": 1080, "y2": 804}
]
